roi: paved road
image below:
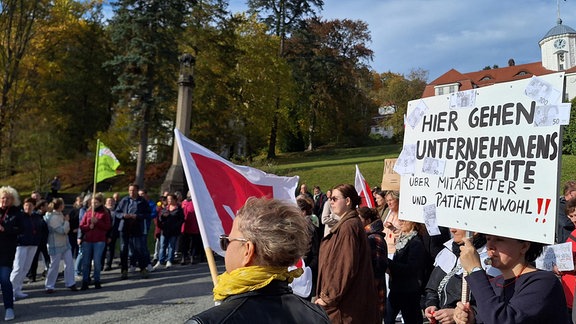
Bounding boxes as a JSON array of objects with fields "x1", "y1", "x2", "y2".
[{"x1": 9, "y1": 259, "x2": 223, "y2": 323}]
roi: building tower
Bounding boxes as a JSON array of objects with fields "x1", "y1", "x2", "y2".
[{"x1": 539, "y1": 18, "x2": 576, "y2": 72}]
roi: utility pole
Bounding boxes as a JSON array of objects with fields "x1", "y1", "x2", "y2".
[{"x1": 161, "y1": 53, "x2": 195, "y2": 194}]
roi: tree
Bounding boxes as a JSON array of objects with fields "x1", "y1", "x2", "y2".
[
  {"x1": 33, "y1": 1, "x2": 114, "y2": 153},
  {"x1": 0, "y1": 0, "x2": 49, "y2": 175},
  {"x1": 286, "y1": 18, "x2": 375, "y2": 149},
  {"x1": 247, "y1": 0, "x2": 323, "y2": 158},
  {"x1": 107, "y1": 0, "x2": 192, "y2": 187},
  {"x1": 373, "y1": 69, "x2": 428, "y2": 141},
  {"x1": 563, "y1": 98, "x2": 576, "y2": 155}
]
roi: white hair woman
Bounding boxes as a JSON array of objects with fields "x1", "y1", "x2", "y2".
[{"x1": 0, "y1": 186, "x2": 24, "y2": 320}]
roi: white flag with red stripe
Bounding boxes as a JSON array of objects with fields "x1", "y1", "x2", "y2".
[
  {"x1": 355, "y1": 164, "x2": 375, "y2": 208},
  {"x1": 174, "y1": 129, "x2": 299, "y2": 256}
]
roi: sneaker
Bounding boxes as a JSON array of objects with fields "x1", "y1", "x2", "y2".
[
  {"x1": 94, "y1": 281, "x2": 102, "y2": 289},
  {"x1": 166, "y1": 261, "x2": 173, "y2": 268},
  {"x1": 14, "y1": 292, "x2": 28, "y2": 299},
  {"x1": 152, "y1": 263, "x2": 163, "y2": 271},
  {"x1": 129, "y1": 265, "x2": 136, "y2": 273},
  {"x1": 140, "y1": 269, "x2": 149, "y2": 279},
  {"x1": 146, "y1": 264, "x2": 154, "y2": 272},
  {"x1": 103, "y1": 266, "x2": 112, "y2": 271},
  {"x1": 68, "y1": 285, "x2": 79, "y2": 291},
  {"x1": 45, "y1": 289, "x2": 55, "y2": 294},
  {"x1": 4, "y1": 308, "x2": 14, "y2": 321},
  {"x1": 121, "y1": 270, "x2": 128, "y2": 280}
]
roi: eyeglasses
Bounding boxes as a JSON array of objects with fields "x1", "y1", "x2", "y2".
[
  {"x1": 219, "y1": 234, "x2": 248, "y2": 251},
  {"x1": 329, "y1": 196, "x2": 343, "y2": 202}
]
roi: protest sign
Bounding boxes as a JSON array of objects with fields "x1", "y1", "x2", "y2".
[
  {"x1": 535, "y1": 242, "x2": 574, "y2": 271},
  {"x1": 381, "y1": 158, "x2": 401, "y2": 191},
  {"x1": 397, "y1": 73, "x2": 566, "y2": 244}
]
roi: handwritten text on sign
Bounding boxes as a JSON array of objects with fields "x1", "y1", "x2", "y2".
[{"x1": 397, "y1": 74, "x2": 567, "y2": 244}]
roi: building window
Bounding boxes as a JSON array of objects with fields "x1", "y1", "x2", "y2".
[
  {"x1": 449, "y1": 85, "x2": 457, "y2": 93},
  {"x1": 437, "y1": 87, "x2": 444, "y2": 95}
]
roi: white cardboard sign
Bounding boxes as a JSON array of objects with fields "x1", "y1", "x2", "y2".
[{"x1": 398, "y1": 73, "x2": 566, "y2": 244}]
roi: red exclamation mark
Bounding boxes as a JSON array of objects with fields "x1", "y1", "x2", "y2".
[
  {"x1": 543, "y1": 198, "x2": 551, "y2": 223},
  {"x1": 536, "y1": 198, "x2": 543, "y2": 223}
]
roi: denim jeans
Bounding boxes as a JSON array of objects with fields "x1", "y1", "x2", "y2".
[
  {"x1": 0, "y1": 266, "x2": 13, "y2": 309},
  {"x1": 82, "y1": 241, "x2": 106, "y2": 283},
  {"x1": 75, "y1": 246, "x2": 83, "y2": 276},
  {"x1": 159, "y1": 235, "x2": 178, "y2": 264},
  {"x1": 120, "y1": 232, "x2": 149, "y2": 271}
]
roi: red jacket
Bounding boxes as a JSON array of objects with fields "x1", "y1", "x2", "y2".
[
  {"x1": 181, "y1": 199, "x2": 199, "y2": 234},
  {"x1": 80, "y1": 206, "x2": 112, "y2": 243},
  {"x1": 561, "y1": 229, "x2": 576, "y2": 309}
]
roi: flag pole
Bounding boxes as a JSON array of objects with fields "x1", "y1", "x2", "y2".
[
  {"x1": 92, "y1": 139, "x2": 100, "y2": 210},
  {"x1": 204, "y1": 247, "x2": 219, "y2": 286}
]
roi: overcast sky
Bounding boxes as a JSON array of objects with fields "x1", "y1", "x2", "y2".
[{"x1": 228, "y1": 0, "x2": 576, "y2": 82}]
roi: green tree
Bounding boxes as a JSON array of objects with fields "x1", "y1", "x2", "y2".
[
  {"x1": 286, "y1": 18, "x2": 375, "y2": 149},
  {"x1": 374, "y1": 69, "x2": 428, "y2": 141},
  {"x1": 107, "y1": 0, "x2": 192, "y2": 187},
  {"x1": 247, "y1": 0, "x2": 323, "y2": 158},
  {"x1": 33, "y1": 2, "x2": 114, "y2": 154},
  {"x1": 0, "y1": 0, "x2": 49, "y2": 175},
  {"x1": 233, "y1": 15, "x2": 296, "y2": 157},
  {"x1": 179, "y1": 1, "x2": 241, "y2": 155},
  {"x1": 563, "y1": 98, "x2": 576, "y2": 154}
]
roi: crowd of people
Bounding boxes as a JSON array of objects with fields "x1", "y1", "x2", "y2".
[
  {"x1": 190, "y1": 182, "x2": 575, "y2": 324},
  {"x1": 1, "y1": 179, "x2": 576, "y2": 323},
  {"x1": 0, "y1": 183, "x2": 203, "y2": 321}
]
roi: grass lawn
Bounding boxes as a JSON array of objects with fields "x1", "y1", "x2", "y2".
[{"x1": 258, "y1": 144, "x2": 576, "y2": 194}]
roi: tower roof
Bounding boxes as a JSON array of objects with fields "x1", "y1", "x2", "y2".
[{"x1": 541, "y1": 18, "x2": 576, "y2": 41}]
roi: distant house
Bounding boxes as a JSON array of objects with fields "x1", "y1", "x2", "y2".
[
  {"x1": 422, "y1": 18, "x2": 576, "y2": 101},
  {"x1": 370, "y1": 105, "x2": 396, "y2": 138}
]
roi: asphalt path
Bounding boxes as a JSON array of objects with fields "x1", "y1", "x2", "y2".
[{"x1": 8, "y1": 258, "x2": 224, "y2": 323}]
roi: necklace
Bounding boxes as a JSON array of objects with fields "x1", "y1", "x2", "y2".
[{"x1": 491, "y1": 264, "x2": 529, "y2": 288}]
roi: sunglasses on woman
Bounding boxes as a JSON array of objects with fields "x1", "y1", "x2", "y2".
[{"x1": 219, "y1": 234, "x2": 248, "y2": 251}]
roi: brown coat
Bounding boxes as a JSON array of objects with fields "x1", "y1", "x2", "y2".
[{"x1": 316, "y1": 210, "x2": 380, "y2": 324}]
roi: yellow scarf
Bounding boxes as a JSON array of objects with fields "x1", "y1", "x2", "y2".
[{"x1": 213, "y1": 266, "x2": 303, "y2": 301}]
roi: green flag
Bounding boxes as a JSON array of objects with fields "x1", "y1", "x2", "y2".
[{"x1": 95, "y1": 140, "x2": 124, "y2": 183}]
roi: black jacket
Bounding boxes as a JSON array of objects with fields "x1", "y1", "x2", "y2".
[
  {"x1": 187, "y1": 280, "x2": 330, "y2": 324},
  {"x1": 17, "y1": 212, "x2": 43, "y2": 246},
  {"x1": 0, "y1": 206, "x2": 23, "y2": 267},
  {"x1": 388, "y1": 234, "x2": 427, "y2": 295},
  {"x1": 158, "y1": 205, "x2": 184, "y2": 237}
]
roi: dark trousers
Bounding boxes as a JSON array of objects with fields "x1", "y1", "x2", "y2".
[
  {"x1": 384, "y1": 291, "x2": 423, "y2": 324},
  {"x1": 69, "y1": 234, "x2": 79, "y2": 259},
  {"x1": 120, "y1": 232, "x2": 149, "y2": 271},
  {"x1": 179, "y1": 233, "x2": 204, "y2": 262},
  {"x1": 105, "y1": 234, "x2": 118, "y2": 268},
  {"x1": 29, "y1": 243, "x2": 50, "y2": 279}
]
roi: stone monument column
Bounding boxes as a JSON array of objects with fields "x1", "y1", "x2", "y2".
[{"x1": 162, "y1": 53, "x2": 195, "y2": 194}]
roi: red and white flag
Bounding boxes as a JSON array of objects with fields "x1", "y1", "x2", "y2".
[
  {"x1": 355, "y1": 164, "x2": 375, "y2": 208},
  {"x1": 174, "y1": 129, "x2": 299, "y2": 256}
]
